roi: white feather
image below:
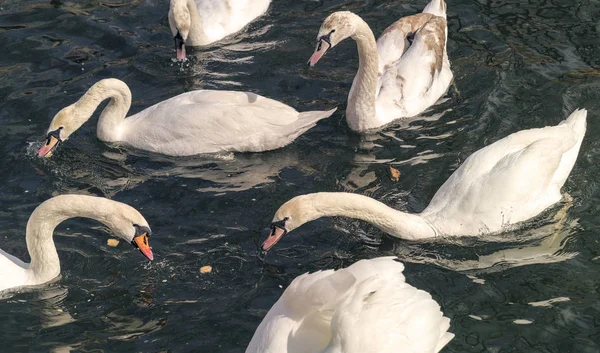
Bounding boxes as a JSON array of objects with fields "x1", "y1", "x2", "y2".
[{"x1": 245, "y1": 257, "x2": 453, "y2": 353}]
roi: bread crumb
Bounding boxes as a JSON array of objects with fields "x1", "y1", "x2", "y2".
[
  {"x1": 200, "y1": 266, "x2": 212, "y2": 274},
  {"x1": 389, "y1": 166, "x2": 401, "y2": 181},
  {"x1": 107, "y1": 239, "x2": 120, "y2": 247}
]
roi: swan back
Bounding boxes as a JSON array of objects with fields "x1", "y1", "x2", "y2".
[
  {"x1": 0, "y1": 248, "x2": 29, "y2": 292},
  {"x1": 121, "y1": 90, "x2": 335, "y2": 155},
  {"x1": 245, "y1": 257, "x2": 453, "y2": 353},
  {"x1": 422, "y1": 109, "x2": 587, "y2": 235}
]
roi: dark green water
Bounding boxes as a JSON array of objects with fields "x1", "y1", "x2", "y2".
[{"x1": 1, "y1": 0, "x2": 600, "y2": 352}]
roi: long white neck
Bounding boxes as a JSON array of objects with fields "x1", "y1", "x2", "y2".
[
  {"x1": 300, "y1": 193, "x2": 436, "y2": 240},
  {"x1": 170, "y1": 0, "x2": 207, "y2": 46},
  {"x1": 346, "y1": 15, "x2": 380, "y2": 132},
  {"x1": 25, "y1": 195, "x2": 124, "y2": 284},
  {"x1": 72, "y1": 78, "x2": 132, "y2": 142}
]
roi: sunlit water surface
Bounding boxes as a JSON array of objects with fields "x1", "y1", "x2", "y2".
[{"x1": 1, "y1": 0, "x2": 600, "y2": 352}]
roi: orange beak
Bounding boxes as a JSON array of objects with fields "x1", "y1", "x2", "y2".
[
  {"x1": 38, "y1": 135, "x2": 60, "y2": 158},
  {"x1": 133, "y1": 233, "x2": 154, "y2": 260}
]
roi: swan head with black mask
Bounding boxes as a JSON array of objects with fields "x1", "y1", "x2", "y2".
[
  {"x1": 169, "y1": 0, "x2": 193, "y2": 62},
  {"x1": 308, "y1": 11, "x2": 363, "y2": 67},
  {"x1": 262, "y1": 195, "x2": 321, "y2": 251}
]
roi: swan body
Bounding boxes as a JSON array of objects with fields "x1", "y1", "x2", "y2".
[
  {"x1": 0, "y1": 195, "x2": 153, "y2": 292},
  {"x1": 246, "y1": 257, "x2": 454, "y2": 353},
  {"x1": 263, "y1": 109, "x2": 587, "y2": 248},
  {"x1": 308, "y1": 0, "x2": 452, "y2": 132},
  {"x1": 169, "y1": 0, "x2": 271, "y2": 60},
  {"x1": 38, "y1": 78, "x2": 335, "y2": 157}
]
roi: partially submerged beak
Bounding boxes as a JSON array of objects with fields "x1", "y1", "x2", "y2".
[
  {"x1": 308, "y1": 39, "x2": 331, "y2": 67},
  {"x1": 132, "y1": 233, "x2": 154, "y2": 260},
  {"x1": 174, "y1": 30, "x2": 186, "y2": 62},
  {"x1": 262, "y1": 225, "x2": 287, "y2": 251},
  {"x1": 38, "y1": 134, "x2": 61, "y2": 158}
]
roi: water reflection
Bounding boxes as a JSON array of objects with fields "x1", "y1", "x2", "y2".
[
  {"x1": 389, "y1": 196, "x2": 580, "y2": 274},
  {"x1": 28, "y1": 141, "x2": 308, "y2": 196}
]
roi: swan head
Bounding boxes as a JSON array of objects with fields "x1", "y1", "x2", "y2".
[
  {"x1": 262, "y1": 195, "x2": 319, "y2": 251},
  {"x1": 105, "y1": 201, "x2": 154, "y2": 261},
  {"x1": 169, "y1": 0, "x2": 191, "y2": 62},
  {"x1": 309, "y1": 11, "x2": 359, "y2": 66},
  {"x1": 38, "y1": 105, "x2": 82, "y2": 158}
]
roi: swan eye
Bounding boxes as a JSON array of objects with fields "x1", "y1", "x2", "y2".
[
  {"x1": 133, "y1": 224, "x2": 152, "y2": 237},
  {"x1": 271, "y1": 217, "x2": 289, "y2": 229}
]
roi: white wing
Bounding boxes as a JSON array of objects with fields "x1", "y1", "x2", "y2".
[
  {"x1": 423, "y1": 109, "x2": 587, "y2": 234},
  {"x1": 122, "y1": 90, "x2": 335, "y2": 155},
  {"x1": 0, "y1": 248, "x2": 29, "y2": 292},
  {"x1": 375, "y1": 13, "x2": 451, "y2": 121},
  {"x1": 245, "y1": 257, "x2": 453, "y2": 353}
]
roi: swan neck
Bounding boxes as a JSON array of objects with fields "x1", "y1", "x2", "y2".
[
  {"x1": 347, "y1": 17, "x2": 379, "y2": 132},
  {"x1": 309, "y1": 193, "x2": 435, "y2": 240},
  {"x1": 74, "y1": 79, "x2": 132, "y2": 142},
  {"x1": 186, "y1": 0, "x2": 205, "y2": 43},
  {"x1": 171, "y1": 0, "x2": 206, "y2": 45},
  {"x1": 25, "y1": 195, "x2": 122, "y2": 283}
]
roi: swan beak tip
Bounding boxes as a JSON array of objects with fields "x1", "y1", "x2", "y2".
[
  {"x1": 176, "y1": 45, "x2": 187, "y2": 62},
  {"x1": 174, "y1": 31, "x2": 187, "y2": 62},
  {"x1": 38, "y1": 135, "x2": 60, "y2": 158},
  {"x1": 133, "y1": 233, "x2": 154, "y2": 261}
]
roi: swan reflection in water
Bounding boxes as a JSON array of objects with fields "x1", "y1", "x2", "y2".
[
  {"x1": 373, "y1": 195, "x2": 580, "y2": 274},
  {"x1": 2, "y1": 283, "x2": 166, "y2": 352},
  {"x1": 338, "y1": 105, "x2": 454, "y2": 193},
  {"x1": 30, "y1": 140, "x2": 309, "y2": 196}
]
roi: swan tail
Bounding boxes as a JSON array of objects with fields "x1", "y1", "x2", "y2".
[
  {"x1": 434, "y1": 317, "x2": 455, "y2": 353},
  {"x1": 423, "y1": 0, "x2": 447, "y2": 18},
  {"x1": 297, "y1": 108, "x2": 337, "y2": 128},
  {"x1": 563, "y1": 108, "x2": 587, "y2": 138}
]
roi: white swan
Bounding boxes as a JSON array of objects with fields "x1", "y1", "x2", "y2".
[
  {"x1": 0, "y1": 195, "x2": 153, "y2": 292},
  {"x1": 246, "y1": 256, "x2": 454, "y2": 353},
  {"x1": 37, "y1": 78, "x2": 335, "y2": 158},
  {"x1": 308, "y1": 0, "x2": 452, "y2": 132},
  {"x1": 263, "y1": 109, "x2": 587, "y2": 249},
  {"x1": 169, "y1": 0, "x2": 271, "y2": 61}
]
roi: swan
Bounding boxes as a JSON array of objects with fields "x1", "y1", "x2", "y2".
[
  {"x1": 169, "y1": 0, "x2": 271, "y2": 61},
  {"x1": 37, "y1": 78, "x2": 336, "y2": 158},
  {"x1": 262, "y1": 109, "x2": 587, "y2": 250},
  {"x1": 246, "y1": 256, "x2": 454, "y2": 353},
  {"x1": 0, "y1": 195, "x2": 153, "y2": 292},
  {"x1": 308, "y1": 0, "x2": 453, "y2": 132}
]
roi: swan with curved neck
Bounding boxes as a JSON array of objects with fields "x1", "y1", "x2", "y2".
[
  {"x1": 38, "y1": 78, "x2": 335, "y2": 157},
  {"x1": 169, "y1": 0, "x2": 271, "y2": 61},
  {"x1": 246, "y1": 257, "x2": 454, "y2": 353},
  {"x1": 0, "y1": 195, "x2": 153, "y2": 292},
  {"x1": 263, "y1": 109, "x2": 587, "y2": 250},
  {"x1": 308, "y1": 0, "x2": 452, "y2": 132}
]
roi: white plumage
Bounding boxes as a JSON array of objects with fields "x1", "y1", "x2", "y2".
[
  {"x1": 38, "y1": 78, "x2": 335, "y2": 157},
  {"x1": 0, "y1": 195, "x2": 152, "y2": 293},
  {"x1": 246, "y1": 257, "x2": 454, "y2": 353},
  {"x1": 264, "y1": 109, "x2": 587, "y2": 245},
  {"x1": 168, "y1": 0, "x2": 271, "y2": 60},
  {"x1": 309, "y1": 0, "x2": 452, "y2": 132}
]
